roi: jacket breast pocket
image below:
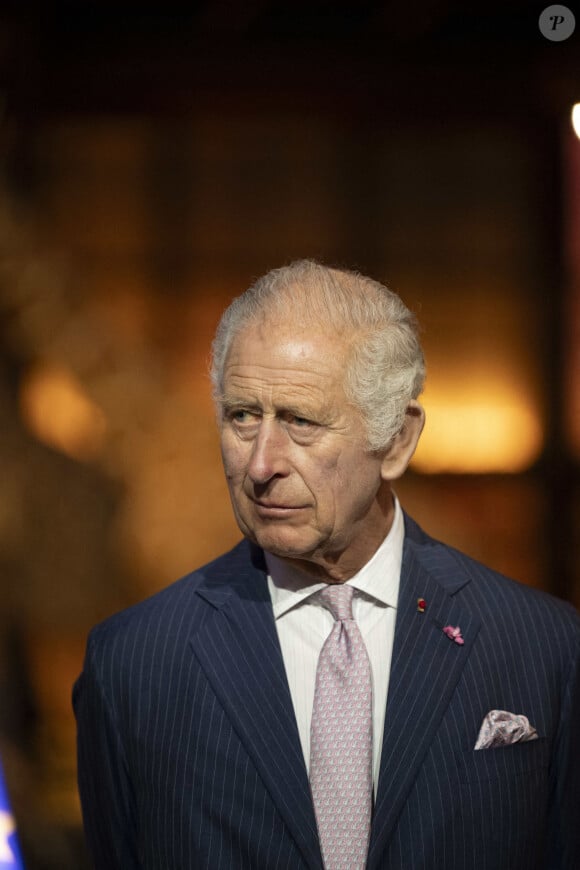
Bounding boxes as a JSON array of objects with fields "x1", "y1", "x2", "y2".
[
  {"x1": 459, "y1": 737, "x2": 550, "y2": 784},
  {"x1": 456, "y1": 738, "x2": 552, "y2": 867}
]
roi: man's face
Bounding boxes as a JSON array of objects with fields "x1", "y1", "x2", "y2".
[{"x1": 219, "y1": 318, "x2": 394, "y2": 578}]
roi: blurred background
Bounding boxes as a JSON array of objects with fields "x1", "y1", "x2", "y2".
[{"x1": 0, "y1": 2, "x2": 579, "y2": 866}]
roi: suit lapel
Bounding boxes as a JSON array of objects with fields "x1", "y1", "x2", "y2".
[
  {"x1": 367, "y1": 527, "x2": 481, "y2": 869},
  {"x1": 190, "y1": 544, "x2": 323, "y2": 870},
  {"x1": 188, "y1": 524, "x2": 480, "y2": 870}
]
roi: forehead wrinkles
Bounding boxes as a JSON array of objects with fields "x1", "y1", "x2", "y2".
[
  {"x1": 222, "y1": 323, "x2": 351, "y2": 405},
  {"x1": 224, "y1": 365, "x2": 331, "y2": 406}
]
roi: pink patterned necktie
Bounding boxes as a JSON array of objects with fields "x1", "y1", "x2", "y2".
[{"x1": 309, "y1": 584, "x2": 373, "y2": 870}]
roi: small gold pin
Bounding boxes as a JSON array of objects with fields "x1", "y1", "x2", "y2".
[{"x1": 417, "y1": 597, "x2": 426, "y2": 613}]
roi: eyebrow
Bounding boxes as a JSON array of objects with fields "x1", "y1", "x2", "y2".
[
  {"x1": 219, "y1": 396, "x2": 261, "y2": 411},
  {"x1": 220, "y1": 395, "x2": 326, "y2": 422}
]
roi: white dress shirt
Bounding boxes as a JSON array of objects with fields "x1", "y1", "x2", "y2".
[{"x1": 266, "y1": 496, "x2": 404, "y2": 794}]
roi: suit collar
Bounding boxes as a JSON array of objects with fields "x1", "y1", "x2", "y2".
[
  {"x1": 402, "y1": 512, "x2": 473, "y2": 594},
  {"x1": 190, "y1": 539, "x2": 323, "y2": 869},
  {"x1": 367, "y1": 518, "x2": 481, "y2": 867}
]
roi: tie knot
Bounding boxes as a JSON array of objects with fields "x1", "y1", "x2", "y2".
[{"x1": 318, "y1": 584, "x2": 355, "y2": 622}]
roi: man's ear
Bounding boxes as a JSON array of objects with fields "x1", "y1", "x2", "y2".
[{"x1": 380, "y1": 400, "x2": 425, "y2": 481}]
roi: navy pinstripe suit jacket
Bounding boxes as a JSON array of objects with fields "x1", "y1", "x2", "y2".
[{"x1": 74, "y1": 515, "x2": 580, "y2": 869}]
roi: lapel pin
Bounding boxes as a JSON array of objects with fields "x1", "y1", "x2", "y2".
[
  {"x1": 443, "y1": 625, "x2": 464, "y2": 645},
  {"x1": 417, "y1": 598, "x2": 426, "y2": 613}
]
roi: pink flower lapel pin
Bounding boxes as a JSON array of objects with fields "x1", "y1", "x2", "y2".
[{"x1": 443, "y1": 625, "x2": 464, "y2": 645}]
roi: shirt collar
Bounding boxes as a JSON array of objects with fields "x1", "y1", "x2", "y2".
[{"x1": 266, "y1": 495, "x2": 404, "y2": 619}]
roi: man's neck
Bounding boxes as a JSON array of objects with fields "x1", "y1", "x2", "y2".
[{"x1": 268, "y1": 491, "x2": 396, "y2": 584}]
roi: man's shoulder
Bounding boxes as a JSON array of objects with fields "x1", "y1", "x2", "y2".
[
  {"x1": 404, "y1": 512, "x2": 580, "y2": 636},
  {"x1": 86, "y1": 538, "x2": 257, "y2": 649}
]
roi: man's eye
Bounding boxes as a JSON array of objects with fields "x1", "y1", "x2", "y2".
[
  {"x1": 291, "y1": 416, "x2": 313, "y2": 427},
  {"x1": 231, "y1": 410, "x2": 255, "y2": 423}
]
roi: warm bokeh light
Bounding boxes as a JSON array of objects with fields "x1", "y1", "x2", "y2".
[
  {"x1": 19, "y1": 363, "x2": 108, "y2": 461},
  {"x1": 412, "y1": 382, "x2": 543, "y2": 473},
  {"x1": 572, "y1": 103, "x2": 580, "y2": 140}
]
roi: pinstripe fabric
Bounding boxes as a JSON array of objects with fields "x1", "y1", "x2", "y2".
[
  {"x1": 74, "y1": 516, "x2": 580, "y2": 870},
  {"x1": 368, "y1": 516, "x2": 580, "y2": 870},
  {"x1": 75, "y1": 543, "x2": 321, "y2": 869}
]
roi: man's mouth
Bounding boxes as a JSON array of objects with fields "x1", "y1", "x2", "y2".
[{"x1": 251, "y1": 499, "x2": 308, "y2": 515}]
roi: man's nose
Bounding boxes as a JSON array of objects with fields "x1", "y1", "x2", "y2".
[{"x1": 247, "y1": 419, "x2": 290, "y2": 484}]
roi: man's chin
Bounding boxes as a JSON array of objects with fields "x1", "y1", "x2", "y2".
[{"x1": 245, "y1": 526, "x2": 317, "y2": 560}]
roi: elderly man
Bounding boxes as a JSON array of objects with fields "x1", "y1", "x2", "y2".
[{"x1": 74, "y1": 261, "x2": 580, "y2": 869}]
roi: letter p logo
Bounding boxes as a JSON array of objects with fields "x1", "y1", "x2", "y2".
[{"x1": 539, "y1": 5, "x2": 576, "y2": 40}]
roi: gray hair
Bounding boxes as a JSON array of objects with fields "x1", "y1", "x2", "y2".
[{"x1": 210, "y1": 260, "x2": 425, "y2": 451}]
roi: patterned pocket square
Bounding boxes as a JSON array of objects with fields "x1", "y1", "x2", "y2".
[{"x1": 474, "y1": 709, "x2": 538, "y2": 750}]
